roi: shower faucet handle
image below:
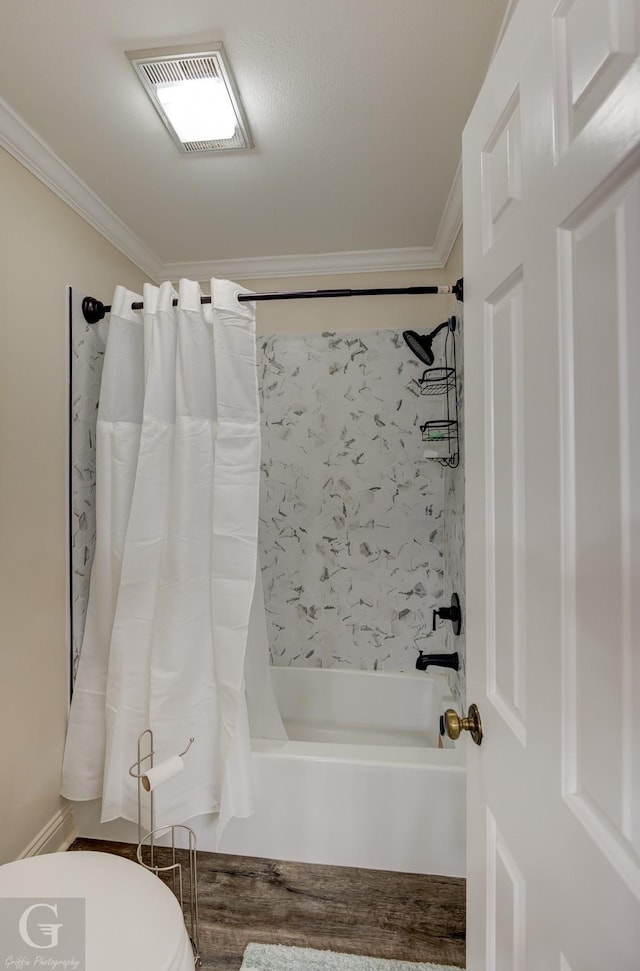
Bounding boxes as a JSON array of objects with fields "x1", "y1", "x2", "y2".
[
  {"x1": 432, "y1": 593, "x2": 462, "y2": 636},
  {"x1": 432, "y1": 606, "x2": 458, "y2": 628}
]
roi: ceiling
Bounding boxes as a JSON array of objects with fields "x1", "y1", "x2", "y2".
[{"x1": 0, "y1": 0, "x2": 509, "y2": 278}]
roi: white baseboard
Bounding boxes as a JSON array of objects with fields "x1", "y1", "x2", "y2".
[{"x1": 18, "y1": 804, "x2": 76, "y2": 859}]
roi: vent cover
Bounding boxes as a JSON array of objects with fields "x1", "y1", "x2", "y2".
[
  {"x1": 127, "y1": 43, "x2": 253, "y2": 154},
  {"x1": 140, "y1": 57, "x2": 220, "y2": 86}
]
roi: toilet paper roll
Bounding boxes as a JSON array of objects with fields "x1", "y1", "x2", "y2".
[{"x1": 141, "y1": 755, "x2": 184, "y2": 792}]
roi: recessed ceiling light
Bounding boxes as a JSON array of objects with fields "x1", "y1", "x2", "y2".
[{"x1": 127, "y1": 43, "x2": 253, "y2": 154}]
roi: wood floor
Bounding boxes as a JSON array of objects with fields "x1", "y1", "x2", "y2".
[{"x1": 70, "y1": 838, "x2": 465, "y2": 969}]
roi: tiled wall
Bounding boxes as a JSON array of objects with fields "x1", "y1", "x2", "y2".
[
  {"x1": 258, "y1": 329, "x2": 450, "y2": 671},
  {"x1": 69, "y1": 294, "x2": 105, "y2": 680},
  {"x1": 70, "y1": 309, "x2": 462, "y2": 684}
]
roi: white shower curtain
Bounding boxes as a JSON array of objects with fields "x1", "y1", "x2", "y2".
[{"x1": 62, "y1": 278, "x2": 285, "y2": 837}]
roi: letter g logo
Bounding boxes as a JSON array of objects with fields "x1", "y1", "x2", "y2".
[{"x1": 18, "y1": 902, "x2": 63, "y2": 949}]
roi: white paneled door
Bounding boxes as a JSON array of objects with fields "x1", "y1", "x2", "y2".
[{"x1": 463, "y1": 0, "x2": 640, "y2": 968}]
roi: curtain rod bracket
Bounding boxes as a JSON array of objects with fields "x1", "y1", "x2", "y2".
[{"x1": 82, "y1": 296, "x2": 107, "y2": 324}]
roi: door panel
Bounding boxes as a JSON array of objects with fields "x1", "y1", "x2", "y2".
[
  {"x1": 486, "y1": 808, "x2": 527, "y2": 971},
  {"x1": 559, "y1": 166, "x2": 640, "y2": 896},
  {"x1": 481, "y1": 89, "x2": 523, "y2": 254},
  {"x1": 553, "y1": 0, "x2": 639, "y2": 151},
  {"x1": 484, "y1": 277, "x2": 527, "y2": 745},
  {"x1": 463, "y1": 0, "x2": 640, "y2": 966}
]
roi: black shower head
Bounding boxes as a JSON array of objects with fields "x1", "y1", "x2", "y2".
[
  {"x1": 403, "y1": 330, "x2": 435, "y2": 366},
  {"x1": 402, "y1": 320, "x2": 450, "y2": 366}
]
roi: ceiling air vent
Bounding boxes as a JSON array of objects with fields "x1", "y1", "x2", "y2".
[{"x1": 127, "y1": 43, "x2": 253, "y2": 154}]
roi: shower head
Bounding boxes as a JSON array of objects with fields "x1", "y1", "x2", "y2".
[
  {"x1": 403, "y1": 330, "x2": 435, "y2": 366},
  {"x1": 402, "y1": 320, "x2": 451, "y2": 366}
]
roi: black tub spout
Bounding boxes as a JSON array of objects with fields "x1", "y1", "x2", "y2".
[{"x1": 416, "y1": 651, "x2": 460, "y2": 672}]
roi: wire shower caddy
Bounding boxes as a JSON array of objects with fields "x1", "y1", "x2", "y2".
[{"x1": 418, "y1": 316, "x2": 460, "y2": 468}]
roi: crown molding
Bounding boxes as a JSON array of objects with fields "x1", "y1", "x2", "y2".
[
  {"x1": 1, "y1": 95, "x2": 463, "y2": 285},
  {"x1": 433, "y1": 158, "x2": 463, "y2": 268},
  {"x1": 160, "y1": 245, "x2": 444, "y2": 283},
  {"x1": 0, "y1": 96, "x2": 163, "y2": 282}
]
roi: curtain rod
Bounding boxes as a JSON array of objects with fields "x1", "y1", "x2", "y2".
[{"x1": 81, "y1": 279, "x2": 464, "y2": 324}]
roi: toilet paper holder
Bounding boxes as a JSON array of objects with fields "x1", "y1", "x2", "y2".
[
  {"x1": 128, "y1": 730, "x2": 201, "y2": 967},
  {"x1": 128, "y1": 731, "x2": 195, "y2": 842}
]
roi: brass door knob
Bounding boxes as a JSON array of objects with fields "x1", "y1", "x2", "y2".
[{"x1": 442, "y1": 704, "x2": 483, "y2": 745}]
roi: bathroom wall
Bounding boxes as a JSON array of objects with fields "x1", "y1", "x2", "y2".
[
  {"x1": 69, "y1": 316, "x2": 455, "y2": 678},
  {"x1": 240, "y1": 242, "x2": 464, "y2": 672},
  {"x1": 249, "y1": 234, "x2": 465, "y2": 681},
  {"x1": 0, "y1": 145, "x2": 149, "y2": 864},
  {"x1": 258, "y1": 328, "x2": 447, "y2": 671}
]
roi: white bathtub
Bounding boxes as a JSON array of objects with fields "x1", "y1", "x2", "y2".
[{"x1": 219, "y1": 667, "x2": 466, "y2": 877}]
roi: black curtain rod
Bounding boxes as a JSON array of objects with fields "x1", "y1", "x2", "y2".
[{"x1": 81, "y1": 279, "x2": 463, "y2": 324}]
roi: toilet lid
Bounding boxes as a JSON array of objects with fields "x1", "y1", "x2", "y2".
[{"x1": 0, "y1": 851, "x2": 194, "y2": 971}]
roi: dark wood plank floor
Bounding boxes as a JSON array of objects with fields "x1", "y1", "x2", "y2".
[{"x1": 70, "y1": 838, "x2": 465, "y2": 969}]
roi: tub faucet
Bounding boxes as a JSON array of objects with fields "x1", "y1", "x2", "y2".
[{"x1": 416, "y1": 651, "x2": 459, "y2": 672}]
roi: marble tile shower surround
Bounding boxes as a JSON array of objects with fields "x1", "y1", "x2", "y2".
[
  {"x1": 258, "y1": 328, "x2": 450, "y2": 672},
  {"x1": 70, "y1": 300, "x2": 106, "y2": 680},
  {"x1": 70, "y1": 301, "x2": 460, "y2": 681}
]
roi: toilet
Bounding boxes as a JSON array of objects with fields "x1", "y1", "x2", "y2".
[{"x1": 0, "y1": 850, "x2": 195, "y2": 970}]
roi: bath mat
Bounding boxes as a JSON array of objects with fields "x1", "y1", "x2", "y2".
[{"x1": 241, "y1": 943, "x2": 464, "y2": 971}]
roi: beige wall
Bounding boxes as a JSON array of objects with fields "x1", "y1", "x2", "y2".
[{"x1": 0, "y1": 146, "x2": 149, "y2": 863}]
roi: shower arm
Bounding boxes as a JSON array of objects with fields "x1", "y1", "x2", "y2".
[
  {"x1": 81, "y1": 279, "x2": 464, "y2": 324},
  {"x1": 427, "y1": 320, "x2": 451, "y2": 342}
]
